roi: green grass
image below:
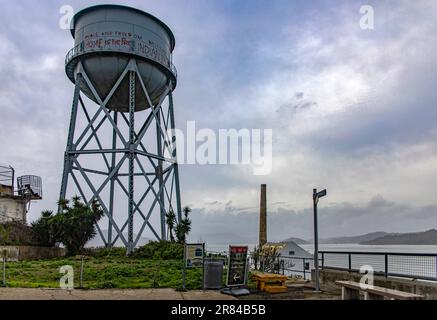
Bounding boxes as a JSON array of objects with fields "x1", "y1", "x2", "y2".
[{"x1": 2, "y1": 257, "x2": 204, "y2": 290}]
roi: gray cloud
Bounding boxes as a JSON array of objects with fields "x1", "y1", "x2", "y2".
[
  {"x1": 189, "y1": 195, "x2": 437, "y2": 243},
  {"x1": 1, "y1": 1, "x2": 437, "y2": 242}
]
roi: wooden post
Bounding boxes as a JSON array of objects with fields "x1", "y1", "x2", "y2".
[
  {"x1": 342, "y1": 287, "x2": 360, "y2": 300},
  {"x1": 2, "y1": 251, "x2": 6, "y2": 287},
  {"x1": 80, "y1": 257, "x2": 84, "y2": 288},
  {"x1": 364, "y1": 292, "x2": 384, "y2": 300},
  {"x1": 182, "y1": 243, "x2": 187, "y2": 291}
]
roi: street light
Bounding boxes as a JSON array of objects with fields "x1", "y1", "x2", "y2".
[{"x1": 313, "y1": 188, "x2": 327, "y2": 292}]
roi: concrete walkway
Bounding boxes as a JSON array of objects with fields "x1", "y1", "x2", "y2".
[{"x1": 0, "y1": 288, "x2": 237, "y2": 300}]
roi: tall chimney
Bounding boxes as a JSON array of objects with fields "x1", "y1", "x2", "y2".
[{"x1": 259, "y1": 184, "x2": 267, "y2": 248}]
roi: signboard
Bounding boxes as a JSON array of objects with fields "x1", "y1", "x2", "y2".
[
  {"x1": 317, "y1": 189, "x2": 327, "y2": 198},
  {"x1": 227, "y1": 246, "x2": 249, "y2": 287},
  {"x1": 185, "y1": 243, "x2": 205, "y2": 268},
  {"x1": 314, "y1": 189, "x2": 327, "y2": 204}
]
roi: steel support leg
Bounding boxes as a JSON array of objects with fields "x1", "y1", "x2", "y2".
[
  {"x1": 169, "y1": 91, "x2": 183, "y2": 222},
  {"x1": 108, "y1": 111, "x2": 118, "y2": 248},
  {"x1": 60, "y1": 61, "x2": 182, "y2": 253},
  {"x1": 59, "y1": 76, "x2": 81, "y2": 210},
  {"x1": 128, "y1": 71, "x2": 135, "y2": 255},
  {"x1": 156, "y1": 111, "x2": 167, "y2": 240}
]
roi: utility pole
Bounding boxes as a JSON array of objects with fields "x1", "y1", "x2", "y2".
[{"x1": 313, "y1": 188, "x2": 327, "y2": 292}]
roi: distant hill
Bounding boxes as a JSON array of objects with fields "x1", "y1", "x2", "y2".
[
  {"x1": 320, "y1": 232, "x2": 389, "y2": 244},
  {"x1": 361, "y1": 229, "x2": 437, "y2": 245},
  {"x1": 282, "y1": 237, "x2": 310, "y2": 245}
]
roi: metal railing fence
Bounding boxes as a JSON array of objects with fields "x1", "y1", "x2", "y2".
[{"x1": 320, "y1": 251, "x2": 437, "y2": 282}]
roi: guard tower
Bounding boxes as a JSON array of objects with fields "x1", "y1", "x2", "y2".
[
  {"x1": 0, "y1": 165, "x2": 42, "y2": 224},
  {"x1": 60, "y1": 5, "x2": 182, "y2": 254}
]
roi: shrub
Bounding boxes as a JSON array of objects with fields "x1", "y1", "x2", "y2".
[
  {"x1": 0, "y1": 222, "x2": 38, "y2": 246},
  {"x1": 55, "y1": 197, "x2": 104, "y2": 256},
  {"x1": 82, "y1": 247, "x2": 127, "y2": 258},
  {"x1": 132, "y1": 241, "x2": 183, "y2": 260},
  {"x1": 31, "y1": 197, "x2": 104, "y2": 255},
  {"x1": 31, "y1": 211, "x2": 57, "y2": 247},
  {"x1": 257, "y1": 244, "x2": 284, "y2": 272}
]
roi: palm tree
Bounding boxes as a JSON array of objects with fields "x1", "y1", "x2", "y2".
[
  {"x1": 175, "y1": 223, "x2": 185, "y2": 244},
  {"x1": 57, "y1": 198, "x2": 70, "y2": 213},
  {"x1": 180, "y1": 218, "x2": 191, "y2": 240},
  {"x1": 175, "y1": 206, "x2": 192, "y2": 243},
  {"x1": 183, "y1": 206, "x2": 192, "y2": 219},
  {"x1": 165, "y1": 208, "x2": 176, "y2": 242}
]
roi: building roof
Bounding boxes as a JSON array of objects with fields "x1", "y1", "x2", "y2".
[{"x1": 267, "y1": 241, "x2": 312, "y2": 258}]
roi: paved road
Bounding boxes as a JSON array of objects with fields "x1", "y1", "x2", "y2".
[{"x1": 0, "y1": 288, "x2": 237, "y2": 300}]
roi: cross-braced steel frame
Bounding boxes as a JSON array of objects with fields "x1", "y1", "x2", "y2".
[{"x1": 59, "y1": 59, "x2": 182, "y2": 254}]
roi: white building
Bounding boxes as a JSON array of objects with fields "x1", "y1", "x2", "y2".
[
  {"x1": 0, "y1": 166, "x2": 42, "y2": 224},
  {"x1": 278, "y1": 241, "x2": 312, "y2": 259},
  {"x1": 0, "y1": 184, "x2": 27, "y2": 223}
]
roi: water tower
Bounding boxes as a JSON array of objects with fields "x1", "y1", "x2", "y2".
[{"x1": 59, "y1": 5, "x2": 182, "y2": 253}]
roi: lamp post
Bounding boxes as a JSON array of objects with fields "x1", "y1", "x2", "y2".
[{"x1": 313, "y1": 188, "x2": 327, "y2": 292}]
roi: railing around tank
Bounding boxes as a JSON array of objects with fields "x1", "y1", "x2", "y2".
[
  {"x1": 65, "y1": 43, "x2": 84, "y2": 66},
  {"x1": 65, "y1": 41, "x2": 177, "y2": 79}
]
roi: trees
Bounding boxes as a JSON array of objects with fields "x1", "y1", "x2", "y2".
[
  {"x1": 166, "y1": 206, "x2": 192, "y2": 244},
  {"x1": 31, "y1": 210, "x2": 57, "y2": 247},
  {"x1": 32, "y1": 197, "x2": 104, "y2": 256}
]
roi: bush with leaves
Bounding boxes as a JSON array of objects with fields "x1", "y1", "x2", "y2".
[
  {"x1": 0, "y1": 222, "x2": 37, "y2": 246},
  {"x1": 31, "y1": 210, "x2": 57, "y2": 247},
  {"x1": 257, "y1": 244, "x2": 284, "y2": 273},
  {"x1": 131, "y1": 241, "x2": 184, "y2": 260},
  {"x1": 82, "y1": 247, "x2": 127, "y2": 258}
]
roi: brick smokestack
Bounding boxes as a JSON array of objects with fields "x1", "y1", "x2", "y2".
[{"x1": 259, "y1": 184, "x2": 267, "y2": 248}]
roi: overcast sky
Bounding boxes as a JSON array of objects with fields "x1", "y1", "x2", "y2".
[{"x1": 1, "y1": 0, "x2": 437, "y2": 243}]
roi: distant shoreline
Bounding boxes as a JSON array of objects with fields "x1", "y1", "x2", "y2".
[{"x1": 283, "y1": 229, "x2": 437, "y2": 246}]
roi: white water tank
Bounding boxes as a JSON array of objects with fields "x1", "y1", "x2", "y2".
[{"x1": 65, "y1": 5, "x2": 177, "y2": 112}]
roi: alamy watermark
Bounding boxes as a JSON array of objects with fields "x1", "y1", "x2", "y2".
[
  {"x1": 59, "y1": 5, "x2": 74, "y2": 30},
  {"x1": 360, "y1": 5, "x2": 375, "y2": 30},
  {"x1": 59, "y1": 265, "x2": 74, "y2": 290},
  {"x1": 360, "y1": 265, "x2": 374, "y2": 290},
  {"x1": 166, "y1": 121, "x2": 273, "y2": 176}
]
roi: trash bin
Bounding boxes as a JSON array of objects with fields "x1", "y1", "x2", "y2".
[{"x1": 204, "y1": 259, "x2": 224, "y2": 289}]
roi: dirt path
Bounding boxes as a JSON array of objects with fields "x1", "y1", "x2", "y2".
[{"x1": 0, "y1": 288, "x2": 237, "y2": 300}]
